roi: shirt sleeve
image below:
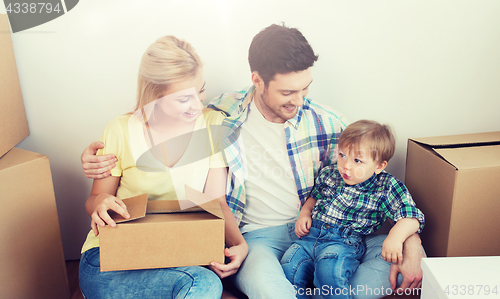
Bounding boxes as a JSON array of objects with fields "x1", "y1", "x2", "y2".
[
  {"x1": 204, "y1": 109, "x2": 228, "y2": 169},
  {"x1": 310, "y1": 165, "x2": 336, "y2": 202},
  {"x1": 381, "y1": 175, "x2": 425, "y2": 233}
]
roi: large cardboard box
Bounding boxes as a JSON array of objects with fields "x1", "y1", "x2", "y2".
[
  {"x1": 0, "y1": 14, "x2": 30, "y2": 158},
  {"x1": 99, "y1": 187, "x2": 225, "y2": 272},
  {"x1": 405, "y1": 131, "x2": 500, "y2": 257},
  {"x1": 0, "y1": 148, "x2": 69, "y2": 299},
  {"x1": 421, "y1": 256, "x2": 500, "y2": 299}
]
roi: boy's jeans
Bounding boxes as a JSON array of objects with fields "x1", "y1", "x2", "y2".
[
  {"x1": 79, "y1": 247, "x2": 222, "y2": 299},
  {"x1": 233, "y1": 222, "x2": 403, "y2": 299},
  {"x1": 281, "y1": 219, "x2": 365, "y2": 299}
]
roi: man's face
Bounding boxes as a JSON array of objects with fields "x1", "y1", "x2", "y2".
[{"x1": 253, "y1": 68, "x2": 312, "y2": 124}]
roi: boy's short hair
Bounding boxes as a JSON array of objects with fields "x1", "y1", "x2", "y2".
[
  {"x1": 248, "y1": 23, "x2": 318, "y2": 86},
  {"x1": 339, "y1": 120, "x2": 395, "y2": 163}
]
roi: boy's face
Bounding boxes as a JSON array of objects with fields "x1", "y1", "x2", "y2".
[
  {"x1": 337, "y1": 144, "x2": 387, "y2": 185},
  {"x1": 252, "y1": 68, "x2": 313, "y2": 124}
]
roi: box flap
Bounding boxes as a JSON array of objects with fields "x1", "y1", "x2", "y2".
[
  {"x1": 411, "y1": 131, "x2": 500, "y2": 148},
  {"x1": 112, "y1": 193, "x2": 148, "y2": 223},
  {"x1": 435, "y1": 145, "x2": 500, "y2": 170},
  {"x1": 185, "y1": 185, "x2": 224, "y2": 219},
  {"x1": 112, "y1": 186, "x2": 224, "y2": 223}
]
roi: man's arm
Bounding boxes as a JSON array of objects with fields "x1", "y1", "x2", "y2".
[
  {"x1": 389, "y1": 233, "x2": 425, "y2": 291},
  {"x1": 81, "y1": 141, "x2": 117, "y2": 179}
]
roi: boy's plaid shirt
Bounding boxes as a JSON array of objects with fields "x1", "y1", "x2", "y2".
[
  {"x1": 208, "y1": 86, "x2": 348, "y2": 225},
  {"x1": 311, "y1": 163, "x2": 425, "y2": 234}
]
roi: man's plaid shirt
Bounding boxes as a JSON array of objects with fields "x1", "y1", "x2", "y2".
[
  {"x1": 208, "y1": 86, "x2": 348, "y2": 225},
  {"x1": 310, "y1": 163, "x2": 425, "y2": 234}
]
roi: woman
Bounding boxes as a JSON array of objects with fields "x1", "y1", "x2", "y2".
[{"x1": 79, "y1": 36, "x2": 247, "y2": 299}]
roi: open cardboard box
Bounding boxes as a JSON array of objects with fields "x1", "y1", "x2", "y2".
[
  {"x1": 99, "y1": 186, "x2": 225, "y2": 272},
  {"x1": 405, "y1": 131, "x2": 500, "y2": 257}
]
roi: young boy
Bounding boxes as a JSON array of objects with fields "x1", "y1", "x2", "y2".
[{"x1": 281, "y1": 120, "x2": 425, "y2": 299}]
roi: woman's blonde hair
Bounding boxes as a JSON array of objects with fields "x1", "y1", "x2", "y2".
[{"x1": 134, "y1": 36, "x2": 202, "y2": 111}]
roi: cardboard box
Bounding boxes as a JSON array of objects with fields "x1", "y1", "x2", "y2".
[
  {"x1": 99, "y1": 186, "x2": 225, "y2": 272},
  {"x1": 421, "y1": 256, "x2": 500, "y2": 299},
  {"x1": 405, "y1": 131, "x2": 500, "y2": 257},
  {"x1": 0, "y1": 14, "x2": 30, "y2": 158},
  {"x1": 0, "y1": 148, "x2": 69, "y2": 299}
]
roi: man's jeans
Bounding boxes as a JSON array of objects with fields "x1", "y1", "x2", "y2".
[
  {"x1": 79, "y1": 247, "x2": 222, "y2": 299},
  {"x1": 281, "y1": 219, "x2": 365, "y2": 299},
  {"x1": 233, "y1": 223, "x2": 402, "y2": 299}
]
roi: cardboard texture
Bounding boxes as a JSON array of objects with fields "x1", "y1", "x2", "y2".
[
  {"x1": 0, "y1": 148, "x2": 70, "y2": 299},
  {"x1": 0, "y1": 14, "x2": 30, "y2": 158},
  {"x1": 99, "y1": 186, "x2": 225, "y2": 272},
  {"x1": 421, "y1": 257, "x2": 500, "y2": 299},
  {"x1": 405, "y1": 131, "x2": 500, "y2": 257}
]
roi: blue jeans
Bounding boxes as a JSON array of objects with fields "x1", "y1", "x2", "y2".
[
  {"x1": 233, "y1": 223, "x2": 402, "y2": 299},
  {"x1": 79, "y1": 247, "x2": 223, "y2": 299},
  {"x1": 281, "y1": 220, "x2": 365, "y2": 299}
]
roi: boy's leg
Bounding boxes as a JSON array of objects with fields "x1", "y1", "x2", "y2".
[
  {"x1": 281, "y1": 242, "x2": 315, "y2": 299},
  {"x1": 349, "y1": 234, "x2": 402, "y2": 299},
  {"x1": 233, "y1": 223, "x2": 298, "y2": 299},
  {"x1": 313, "y1": 234, "x2": 364, "y2": 299}
]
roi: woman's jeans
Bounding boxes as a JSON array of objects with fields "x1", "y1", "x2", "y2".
[
  {"x1": 79, "y1": 247, "x2": 222, "y2": 299},
  {"x1": 281, "y1": 219, "x2": 365, "y2": 299}
]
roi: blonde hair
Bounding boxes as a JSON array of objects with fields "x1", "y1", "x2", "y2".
[
  {"x1": 339, "y1": 120, "x2": 395, "y2": 163},
  {"x1": 133, "y1": 36, "x2": 202, "y2": 111}
]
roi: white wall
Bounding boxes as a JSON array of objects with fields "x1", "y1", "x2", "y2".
[{"x1": 4, "y1": 0, "x2": 500, "y2": 260}]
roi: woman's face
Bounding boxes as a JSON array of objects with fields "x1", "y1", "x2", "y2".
[{"x1": 156, "y1": 69, "x2": 206, "y2": 124}]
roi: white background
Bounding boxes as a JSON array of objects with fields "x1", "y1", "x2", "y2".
[{"x1": 2, "y1": 0, "x2": 500, "y2": 260}]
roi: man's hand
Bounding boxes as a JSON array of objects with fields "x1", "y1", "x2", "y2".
[
  {"x1": 389, "y1": 233, "x2": 425, "y2": 291},
  {"x1": 81, "y1": 141, "x2": 117, "y2": 179},
  {"x1": 209, "y1": 243, "x2": 248, "y2": 279}
]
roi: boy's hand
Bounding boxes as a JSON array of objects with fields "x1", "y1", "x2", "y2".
[
  {"x1": 382, "y1": 235, "x2": 403, "y2": 264},
  {"x1": 295, "y1": 215, "x2": 312, "y2": 238}
]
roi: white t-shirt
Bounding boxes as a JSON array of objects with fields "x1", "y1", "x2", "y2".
[{"x1": 239, "y1": 100, "x2": 301, "y2": 233}]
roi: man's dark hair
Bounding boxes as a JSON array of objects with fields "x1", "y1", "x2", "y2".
[{"x1": 248, "y1": 24, "x2": 319, "y2": 86}]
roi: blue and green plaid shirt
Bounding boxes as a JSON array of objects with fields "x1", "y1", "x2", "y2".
[
  {"x1": 208, "y1": 86, "x2": 348, "y2": 225},
  {"x1": 310, "y1": 163, "x2": 425, "y2": 235}
]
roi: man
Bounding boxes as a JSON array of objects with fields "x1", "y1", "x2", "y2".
[{"x1": 81, "y1": 24, "x2": 424, "y2": 299}]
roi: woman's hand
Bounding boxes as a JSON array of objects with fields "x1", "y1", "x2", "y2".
[
  {"x1": 90, "y1": 193, "x2": 130, "y2": 236},
  {"x1": 209, "y1": 242, "x2": 249, "y2": 279}
]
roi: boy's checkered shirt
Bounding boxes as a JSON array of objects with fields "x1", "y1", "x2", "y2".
[{"x1": 310, "y1": 163, "x2": 425, "y2": 235}]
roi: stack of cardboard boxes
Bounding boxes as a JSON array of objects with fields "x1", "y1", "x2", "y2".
[{"x1": 0, "y1": 14, "x2": 70, "y2": 299}]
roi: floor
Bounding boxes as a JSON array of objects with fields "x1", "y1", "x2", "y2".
[{"x1": 65, "y1": 260, "x2": 420, "y2": 299}]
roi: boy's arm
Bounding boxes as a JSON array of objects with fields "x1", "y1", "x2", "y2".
[
  {"x1": 295, "y1": 196, "x2": 316, "y2": 238},
  {"x1": 382, "y1": 218, "x2": 420, "y2": 264},
  {"x1": 389, "y1": 233, "x2": 425, "y2": 290}
]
